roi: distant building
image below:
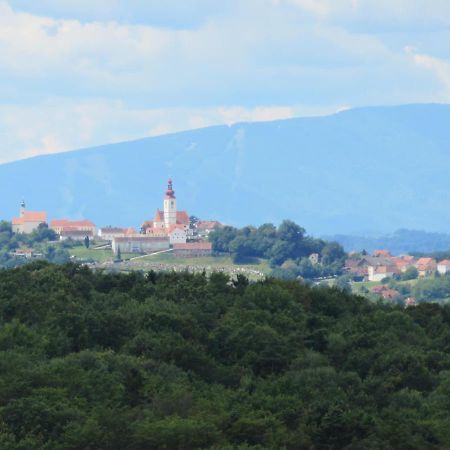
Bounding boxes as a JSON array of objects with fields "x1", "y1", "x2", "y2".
[
  {"x1": 437, "y1": 260, "x2": 450, "y2": 275},
  {"x1": 373, "y1": 249, "x2": 391, "y2": 257},
  {"x1": 415, "y1": 258, "x2": 437, "y2": 277},
  {"x1": 196, "y1": 220, "x2": 223, "y2": 236},
  {"x1": 112, "y1": 236, "x2": 170, "y2": 254},
  {"x1": 60, "y1": 229, "x2": 95, "y2": 241},
  {"x1": 50, "y1": 219, "x2": 96, "y2": 236},
  {"x1": 368, "y1": 264, "x2": 398, "y2": 282},
  {"x1": 141, "y1": 180, "x2": 189, "y2": 244},
  {"x1": 309, "y1": 253, "x2": 320, "y2": 265},
  {"x1": 173, "y1": 242, "x2": 213, "y2": 257},
  {"x1": 12, "y1": 201, "x2": 47, "y2": 234},
  {"x1": 98, "y1": 227, "x2": 135, "y2": 241}
]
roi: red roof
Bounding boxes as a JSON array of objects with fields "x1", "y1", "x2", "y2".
[
  {"x1": 373, "y1": 250, "x2": 391, "y2": 257},
  {"x1": 173, "y1": 242, "x2": 212, "y2": 250},
  {"x1": 152, "y1": 210, "x2": 190, "y2": 226},
  {"x1": 416, "y1": 257, "x2": 437, "y2": 268},
  {"x1": 51, "y1": 219, "x2": 95, "y2": 228},
  {"x1": 197, "y1": 221, "x2": 222, "y2": 230},
  {"x1": 438, "y1": 260, "x2": 450, "y2": 266},
  {"x1": 12, "y1": 211, "x2": 47, "y2": 224}
]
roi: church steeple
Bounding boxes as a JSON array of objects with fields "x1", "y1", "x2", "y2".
[
  {"x1": 165, "y1": 179, "x2": 176, "y2": 199},
  {"x1": 163, "y1": 179, "x2": 177, "y2": 227}
]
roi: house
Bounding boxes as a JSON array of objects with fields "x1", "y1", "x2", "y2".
[
  {"x1": 167, "y1": 225, "x2": 187, "y2": 244},
  {"x1": 112, "y1": 236, "x2": 170, "y2": 255},
  {"x1": 415, "y1": 257, "x2": 437, "y2": 277},
  {"x1": 9, "y1": 248, "x2": 41, "y2": 259},
  {"x1": 196, "y1": 220, "x2": 222, "y2": 236},
  {"x1": 345, "y1": 256, "x2": 396, "y2": 278},
  {"x1": 367, "y1": 264, "x2": 398, "y2": 282},
  {"x1": 437, "y1": 260, "x2": 450, "y2": 275},
  {"x1": 173, "y1": 242, "x2": 213, "y2": 257},
  {"x1": 50, "y1": 219, "x2": 96, "y2": 236},
  {"x1": 12, "y1": 201, "x2": 47, "y2": 234},
  {"x1": 381, "y1": 289, "x2": 401, "y2": 300}
]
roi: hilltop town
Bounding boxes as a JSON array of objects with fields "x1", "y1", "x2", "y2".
[{"x1": 11, "y1": 179, "x2": 220, "y2": 260}]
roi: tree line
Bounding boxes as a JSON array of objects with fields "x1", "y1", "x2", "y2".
[{"x1": 209, "y1": 220, "x2": 346, "y2": 277}]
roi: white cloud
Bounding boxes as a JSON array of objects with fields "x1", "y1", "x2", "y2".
[
  {"x1": 407, "y1": 48, "x2": 450, "y2": 100},
  {"x1": 0, "y1": 0, "x2": 449, "y2": 161}
]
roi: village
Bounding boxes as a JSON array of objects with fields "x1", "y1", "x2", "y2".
[{"x1": 11, "y1": 179, "x2": 222, "y2": 259}]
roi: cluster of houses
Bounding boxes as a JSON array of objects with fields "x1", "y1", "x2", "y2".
[
  {"x1": 345, "y1": 249, "x2": 450, "y2": 282},
  {"x1": 11, "y1": 180, "x2": 222, "y2": 258}
]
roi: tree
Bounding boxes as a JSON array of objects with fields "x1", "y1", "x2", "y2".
[{"x1": 84, "y1": 236, "x2": 90, "y2": 249}]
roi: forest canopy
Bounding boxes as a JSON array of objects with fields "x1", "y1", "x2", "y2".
[{"x1": 0, "y1": 262, "x2": 449, "y2": 449}]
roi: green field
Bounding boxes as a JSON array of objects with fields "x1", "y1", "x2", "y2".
[
  {"x1": 69, "y1": 246, "x2": 134, "y2": 263},
  {"x1": 68, "y1": 246, "x2": 271, "y2": 278}
]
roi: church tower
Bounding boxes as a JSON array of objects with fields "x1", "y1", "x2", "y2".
[
  {"x1": 163, "y1": 179, "x2": 177, "y2": 228},
  {"x1": 20, "y1": 200, "x2": 26, "y2": 218}
]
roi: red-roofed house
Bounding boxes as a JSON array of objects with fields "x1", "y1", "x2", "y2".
[
  {"x1": 12, "y1": 201, "x2": 47, "y2": 234},
  {"x1": 437, "y1": 260, "x2": 450, "y2": 275},
  {"x1": 368, "y1": 264, "x2": 399, "y2": 282},
  {"x1": 415, "y1": 258, "x2": 437, "y2": 277}
]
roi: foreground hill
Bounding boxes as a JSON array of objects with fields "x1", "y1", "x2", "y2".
[
  {"x1": 0, "y1": 262, "x2": 449, "y2": 448},
  {"x1": 1, "y1": 104, "x2": 450, "y2": 234}
]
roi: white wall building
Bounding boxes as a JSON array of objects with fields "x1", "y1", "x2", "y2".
[{"x1": 437, "y1": 260, "x2": 450, "y2": 275}]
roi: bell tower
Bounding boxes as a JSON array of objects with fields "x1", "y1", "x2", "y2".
[
  {"x1": 20, "y1": 200, "x2": 26, "y2": 218},
  {"x1": 163, "y1": 179, "x2": 177, "y2": 228}
]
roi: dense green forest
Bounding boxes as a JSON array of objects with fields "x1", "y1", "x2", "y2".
[
  {"x1": 209, "y1": 220, "x2": 346, "y2": 277},
  {"x1": 1, "y1": 262, "x2": 449, "y2": 449}
]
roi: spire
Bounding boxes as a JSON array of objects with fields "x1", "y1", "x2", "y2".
[{"x1": 165, "y1": 178, "x2": 175, "y2": 199}]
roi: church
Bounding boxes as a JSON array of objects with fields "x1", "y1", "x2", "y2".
[{"x1": 141, "y1": 179, "x2": 190, "y2": 244}]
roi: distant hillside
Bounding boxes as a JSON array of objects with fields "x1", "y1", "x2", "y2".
[
  {"x1": 1, "y1": 104, "x2": 450, "y2": 234},
  {"x1": 326, "y1": 229, "x2": 450, "y2": 254}
]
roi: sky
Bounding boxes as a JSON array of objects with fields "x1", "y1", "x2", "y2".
[{"x1": 1, "y1": 0, "x2": 450, "y2": 163}]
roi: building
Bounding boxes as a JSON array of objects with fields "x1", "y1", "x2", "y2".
[
  {"x1": 309, "y1": 253, "x2": 320, "y2": 265},
  {"x1": 112, "y1": 236, "x2": 170, "y2": 255},
  {"x1": 141, "y1": 179, "x2": 190, "y2": 243},
  {"x1": 98, "y1": 227, "x2": 136, "y2": 241},
  {"x1": 373, "y1": 249, "x2": 391, "y2": 257},
  {"x1": 196, "y1": 220, "x2": 222, "y2": 236},
  {"x1": 50, "y1": 219, "x2": 97, "y2": 236},
  {"x1": 12, "y1": 201, "x2": 47, "y2": 234},
  {"x1": 367, "y1": 264, "x2": 398, "y2": 282},
  {"x1": 415, "y1": 258, "x2": 437, "y2": 277},
  {"x1": 60, "y1": 229, "x2": 95, "y2": 241},
  {"x1": 173, "y1": 242, "x2": 213, "y2": 257},
  {"x1": 437, "y1": 260, "x2": 450, "y2": 275}
]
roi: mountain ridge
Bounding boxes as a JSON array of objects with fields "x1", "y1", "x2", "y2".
[{"x1": 1, "y1": 103, "x2": 450, "y2": 235}]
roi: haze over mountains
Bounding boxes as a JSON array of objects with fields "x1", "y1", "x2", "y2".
[{"x1": 1, "y1": 103, "x2": 450, "y2": 236}]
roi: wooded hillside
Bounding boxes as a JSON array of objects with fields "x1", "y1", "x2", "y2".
[{"x1": 0, "y1": 262, "x2": 449, "y2": 449}]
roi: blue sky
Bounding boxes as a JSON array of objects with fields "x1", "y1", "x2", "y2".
[{"x1": 1, "y1": 0, "x2": 450, "y2": 163}]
